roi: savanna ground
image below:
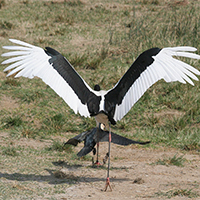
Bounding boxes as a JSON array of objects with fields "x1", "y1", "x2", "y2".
[{"x1": 0, "y1": 0, "x2": 200, "y2": 199}]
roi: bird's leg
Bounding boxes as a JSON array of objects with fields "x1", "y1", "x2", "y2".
[
  {"x1": 104, "y1": 123, "x2": 112, "y2": 192},
  {"x1": 94, "y1": 142, "x2": 101, "y2": 166},
  {"x1": 93, "y1": 124, "x2": 101, "y2": 166},
  {"x1": 92, "y1": 148, "x2": 96, "y2": 165}
]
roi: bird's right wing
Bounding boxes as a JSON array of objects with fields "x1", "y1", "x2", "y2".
[
  {"x1": 99, "y1": 129, "x2": 150, "y2": 145},
  {"x1": 2, "y1": 39, "x2": 101, "y2": 117}
]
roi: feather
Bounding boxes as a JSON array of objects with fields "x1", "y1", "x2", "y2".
[{"x1": 2, "y1": 40, "x2": 200, "y2": 124}]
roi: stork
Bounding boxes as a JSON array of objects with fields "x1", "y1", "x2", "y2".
[
  {"x1": 2, "y1": 39, "x2": 200, "y2": 191},
  {"x1": 65, "y1": 126, "x2": 150, "y2": 158}
]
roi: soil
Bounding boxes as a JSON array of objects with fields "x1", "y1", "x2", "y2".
[
  {"x1": 0, "y1": 131, "x2": 199, "y2": 199},
  {"x1": 56, "y1": 143, "x2": 200, "y2": 200}
]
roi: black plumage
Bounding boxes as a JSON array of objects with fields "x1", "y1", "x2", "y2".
[
  {"x1": 104, "y1": 48, "x2": 161, "y2": 123},
  {"x1": 45, "y1": 47, "x2": 102, "y2": 117},
  {"x1": 44, "y1": 46, "x2": 162, "y2": 125},
  {"x1": 65, "y1": 127, "x2": 150, "y2": 157}
]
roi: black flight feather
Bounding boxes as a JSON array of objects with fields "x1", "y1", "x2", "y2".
[
  {"x1": 44, "y1": 47, "x2": 101, "y2": 116},
  {"x1": 104, "y1": 48, "x2": 161, "y2": 121}
]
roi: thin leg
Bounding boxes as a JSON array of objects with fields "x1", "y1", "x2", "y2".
[
  {"x1": 94, "y1": 124, "x2": 101, "y2": 166},
  {"x1": 104, "y1": 123, "x2": 112, "y2": 191},
  {"x1": 94, "y1": 142, "x2": 101, "y2": 166},
  {"x1": 92, "y1": 148, "x2": 96, "y2": 165}
]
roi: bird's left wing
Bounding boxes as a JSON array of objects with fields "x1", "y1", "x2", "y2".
[
  {"x1": 105, "y1": 47, "x2": 200, "y2": 122},
  {"x1": 65, "y1": 128, "x2": 95, "y2": 146},
  {"x1": 2, "y1": 39, "x2": 101, "y2": 117}
]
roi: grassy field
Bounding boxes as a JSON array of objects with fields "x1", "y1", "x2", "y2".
[
  {"x1": 0, "y1": 0, "x2": 200, "y2": 199},
  {"x1": 0, "y1": 0, "x2": 200, "y2": 149}
]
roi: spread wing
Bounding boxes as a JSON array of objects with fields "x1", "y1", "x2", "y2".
[
  {"x1": 105, "y1": 47, "x2": 200, "y2": 122},
  {"x1": 2, "y1": 39, "x2": 101, "y2": 117}
]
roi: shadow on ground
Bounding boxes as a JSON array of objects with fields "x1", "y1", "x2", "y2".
[{"x1": 0, "y1": 161, "x2": 130, "y2": 185}]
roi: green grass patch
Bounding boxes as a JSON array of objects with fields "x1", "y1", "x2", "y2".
[
  {"x1": 156, "y1": 188, "x2": 199, "y2": 199},
  {"x1": 1, "y1": 79, "x2": 21, "y2": 87},
  {"x1": 2, "y1": 116, "x2": 23, "y2": 128},
  {"x1": 47, "y1": 140, "x2": 73, "y2": 153},
  {"x1": 152, "y1": 154, "x2": 186, "y2": 167},
  {"x1": 1, "y1": 146, "x2": 19, "y2": 156}
]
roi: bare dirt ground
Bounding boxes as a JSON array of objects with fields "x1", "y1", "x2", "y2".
[
  {"x1": 56, "y1": 145, "x2": 200, "y2": 200},
  {"x1": 0, "y1": 132, "x2": 199, "y2": 200}
]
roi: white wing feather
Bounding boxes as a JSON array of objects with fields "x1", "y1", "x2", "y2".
[
  {"x1": 2, "y1": 39, "x2": 90, "y2": 117},
  {"x1": 2, "y1": 40, "x2": 200, "y2": 123},
  {"x1": 114, "y1": 47, "x2": 200, "y2": 121}
]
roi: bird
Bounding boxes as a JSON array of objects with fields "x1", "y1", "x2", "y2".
[
  {"x1": 65, "y1": 125, "x2": 150, "y2": 159},
  {"x1": 2, "y1": 39, "x2": 200, "y2": 191}
]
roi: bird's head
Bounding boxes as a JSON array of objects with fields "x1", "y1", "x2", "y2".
[{"x1": 94, "y1": 84, "x2": 101, "y2": 91}]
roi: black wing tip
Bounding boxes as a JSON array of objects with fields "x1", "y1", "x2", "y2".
[
  {"x1": 142, "y1": 47, "x2": 161, "y2": 56},
  {"x1": 45, "y1": 47, "x2": 60, "y2": 56},
  {"x1": 64, "y1": 138, "x2": 79, "y2": 146},
  {"x1": 137, "y1": 140, "x2": 151, "y2": 145}
]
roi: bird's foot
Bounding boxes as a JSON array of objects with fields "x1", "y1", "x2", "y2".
[
  {"x1": 104, "y1": 177, "x2": 112, "y2": 192},
  {"x1": 93, "y1": 160, "x2": 101, "y2": 167}
]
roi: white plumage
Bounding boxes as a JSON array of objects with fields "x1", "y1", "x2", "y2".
[
  {"x1": 111, "y1": 47, "x2": 200, "y2": 121},
  {"x1": 2, "y1": 39, "x2": 200, "y2": 126},
  {"x1": 2, "y1": 39, "x2": 91, "y2": 118}
]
